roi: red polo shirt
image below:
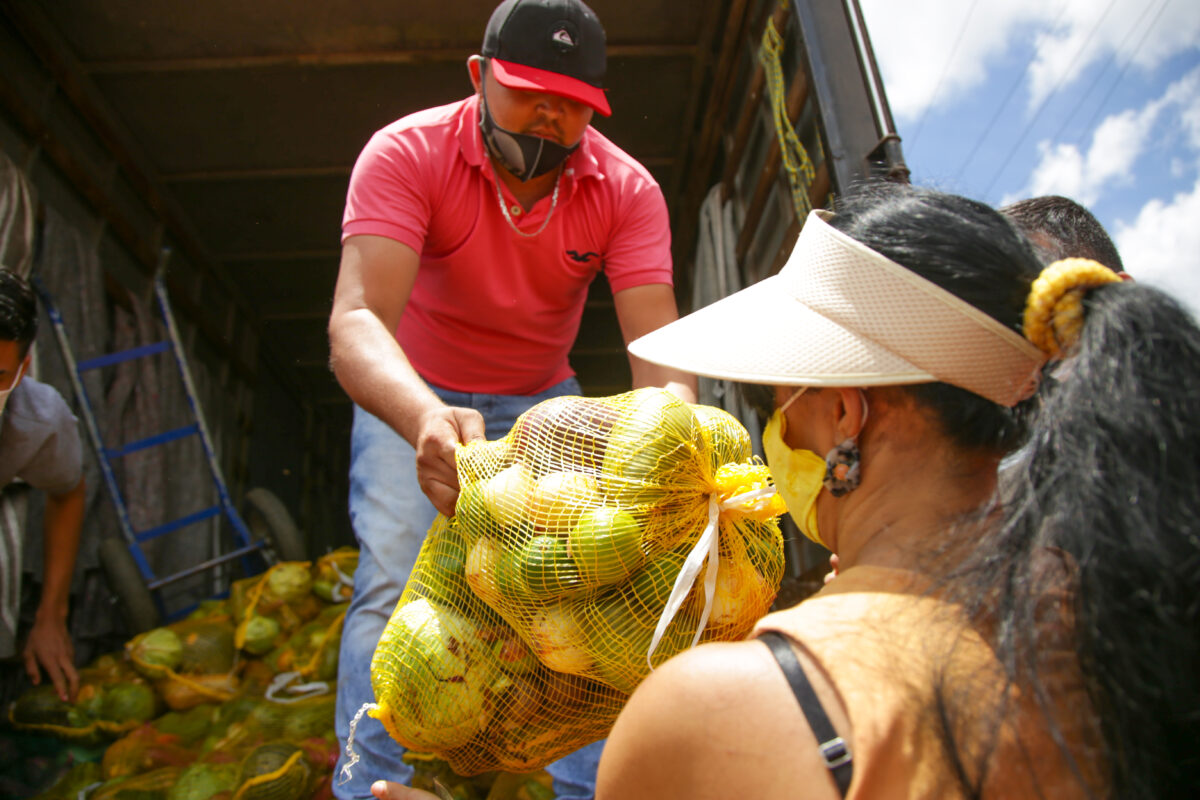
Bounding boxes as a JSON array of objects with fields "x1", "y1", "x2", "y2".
[{"x1": 342, "y1": 96, "x2": 674, "y2": 395}]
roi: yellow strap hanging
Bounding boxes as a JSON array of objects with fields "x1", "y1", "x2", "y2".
[{"x1": 758, "y1": 3, "x2": 822, "y2": 222}]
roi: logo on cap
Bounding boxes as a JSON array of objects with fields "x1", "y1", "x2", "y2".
[{"x1": 551, "y1": 26, "x2": 577, "y2": 51}]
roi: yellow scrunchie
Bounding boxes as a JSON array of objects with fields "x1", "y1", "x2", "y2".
[{"x1": 1023, "y1": 258, "x2": 1121, "y2": 358}]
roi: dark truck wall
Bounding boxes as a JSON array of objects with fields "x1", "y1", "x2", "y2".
[
  {"x1": 0, "y1": 8, "x2": 349, "y2": 628},
  {"x1": 1, "y1": 0, "x2": 905, "y2": 614},
  {"x1": 672, "y1": 0, "x2": 907, "y2": 598}
]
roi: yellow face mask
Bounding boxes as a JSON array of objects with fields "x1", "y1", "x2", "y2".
[{"x1": 761, "y1": 390, "x2": 830, "y2": 550}]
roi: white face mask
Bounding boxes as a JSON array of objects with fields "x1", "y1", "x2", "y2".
[{"x1": 0, "y1": 359, "x2": 26, "y2": 416}]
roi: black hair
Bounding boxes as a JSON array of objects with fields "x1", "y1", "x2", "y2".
[
  {"x1": 830, "y1": 182, "x2": 1200, "y2": 797},
  {"x1": 0, "y1": 270, "x2": 38, "y2": 357},
  {"x1": 968, "y1": 280, "x2": 1200, "y2": 798},
  {"x1": 828, "y1": 182, "x2": 1041, "y2": 454},
  {"x1": 1000, "y1": 195, "x2": 1124, "y2": 273}
]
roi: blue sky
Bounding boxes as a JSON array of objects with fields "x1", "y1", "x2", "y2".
[{"x1": 860, "y1": 0, "x2": 1200, "y2": 314}]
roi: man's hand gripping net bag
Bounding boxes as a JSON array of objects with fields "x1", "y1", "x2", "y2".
[{"x1": 367, "y1": 388, "x2": 786, "y2": 775}]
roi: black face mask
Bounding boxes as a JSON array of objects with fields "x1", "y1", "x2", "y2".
[{"x1": 479, "y1": 89, "x2": 578, "y2": 182}]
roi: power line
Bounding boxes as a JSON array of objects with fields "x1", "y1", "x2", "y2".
[
  {"x1": 1075, "y1": 0, "x2": 1172, "y2": 147},
  {"x1": 1049, "y1": 0, "x2": 1168, "y2": 147},
  {"x1": 907, "y1": 0, "x2": 982, "y2": 151},
  {"x1": 952, "y1": 0, "x2": 1073, "y2": 183},
  {"x1": 981, "y1": 0, "x2": 1123, "y2": 199}
]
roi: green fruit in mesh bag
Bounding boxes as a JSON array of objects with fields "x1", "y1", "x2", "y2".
[
  {"x1": 186, "y1": 598, "x2": 230, "y2": 621},
  {"x1": 266, "y1": 562, "x2": 313, "y2": 603},
  {"x1": 527, "y1": 602, "x2": 592, "y2": 675},
  {"x1": 167, "y1": 761, "x2": 238, "y2": 800},
  {"x1": 567, "y1": 506, "x2": 644, "y2": 588},
  {"x1": 527, "y1": 470, "x2": 602, "y2": 534},
  {"x1": 99, "y1": 682, "x2": 160, "y2": 724},
  {"x1": 480, "y1": 623, "x2": 539, "y2": 675},
  {"x1": 281, "y1": 695, "x2": 337, "y2": 741},
  {"x1": 416, "y1": 516, "x2": 473, "y2": 613},
  {"x1": 237, "y1": 741, "x2": 312, "y2": 798},
  {"x1": 465, "y1": 536, "x2": 505, "y2": 607},
  {"x1": 153, "y1": 704, "x2": 216, "y2": 744},
  {"x1": 240, "y1": 614, "x2": 281, "y2": 656},
  {"x1": 75, "y1": 683, "x2": 105, "y2": 720},
  {"x1": 502, "y1": 535, "x2": 581, "y2": 600},
  {"x1": 371, "y1": 597, "x2": 491, "y2": 751},
  {"x1": 740, "y1": 518, "x2": 785, "y2": 580},
  {"x1": 11, "y1": 683, "x2": 75, "y2": 727},
  {"x1": 454, "y1": 482, "x2": 502, "y2": 543},
  {"x1": 708, "y1": 550, "x2": 773, "y2": 630},
  {"x1": 689, "y1": 403, "x2": 752, "y2": 470},
  {"x1": 583, "y1": 586, "x2": 698, "y2": 694},
  {"x1": 178, "y1": 622, "x2": 236, "y2": 674},
  {"x1": 602, "y1": 389, "x2": 699, "y2": 497},
  {"x1": 626, "y1": 549, "x2": 688, "y2": 610},
  {"x1": 480, "y1": 462, "x2": 536, "y2": 531},
  {"x1": 132, "y1": 627, "x2": 184, "y2": 672}
]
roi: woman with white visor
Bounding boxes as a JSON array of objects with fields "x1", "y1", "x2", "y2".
[{"x1": 596, "y1": 182, "x2": 1200, "y2": 800}]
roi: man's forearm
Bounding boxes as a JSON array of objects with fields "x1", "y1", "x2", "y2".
[
  {"x1": 329, "y1": 308, "x2": 445, "y2": 446},
  {"x1": 629, "y1": 357, "x2": 698, "y2": 404}
]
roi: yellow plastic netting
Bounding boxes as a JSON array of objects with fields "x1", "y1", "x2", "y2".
[
  {"x1": 8, "y1": 655, "x2": 160, "y2": 743},
  {"x1": 232, "y1": 562, "x2": 324, "y2": 657},
  {"x1": 368, "y1": 388, "x2": 785, "y2": 774},
  {"x1": 127, "y1": 616, "x2": 241, "y2": 710},
  {"x1": 16, "y1": 555, "x2": 357, "y2": 799},
  {"x1": 312, "y1": 547, "x2": 359, "y2": 603}
]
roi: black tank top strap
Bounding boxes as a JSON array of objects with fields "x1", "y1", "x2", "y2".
[{"x1": 758, "y1": 630, "x2": 853, "y2": 796}]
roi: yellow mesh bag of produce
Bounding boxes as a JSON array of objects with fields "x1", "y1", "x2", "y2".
[
  {"x1": 127, "y1": 618, "x2": 240, "y2": 710},
  {"x1": 101, "y1": 704, "x2": 216, "y2": 780},
  {"x1": 455, "y1": 390, "x2": 785, "y2": 690},
  {"x1": 198, "y1": 692, "x2": 336, "y2": 765},
  {"x1": 8, "y1": 676, "x2": 161, "y2": 743},
  {"x1": 361, "y1": 391, "x2": 783, "y2": 775},
  {"x1": 261, "y1": 602, "x2": 346, "y2": 681},
  {"x1": 89, "y1": 765, "x2": 183, "y2": 800},
  {"x1": 312, "y1": 547, "x2": 359, "y2": 603},
  {"x1": 232, "y1": 562, "x2": 324, "y2": 658},
  {"x1": 359, "y1": 514, "x2": 625, "y2": 777},
  {"x1": 232, "y1": 741, "x2": 314, "y2": 800},
  {"x1": 167, "y1": 761, "x2": 241, "y2": 800}
]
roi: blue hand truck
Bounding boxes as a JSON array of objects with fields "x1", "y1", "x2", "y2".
[{"x1": 32, "y1": 250, "x2": 306, "y2": 632}]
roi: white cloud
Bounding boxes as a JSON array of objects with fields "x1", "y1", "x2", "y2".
[
  {"x1": 1010, "y1": 64, "x2": 1200, "y2": 206},
  {"x1": 861, "y1": 0, "x2": 1200, "y2": 121},
  {"x1": 860, "y1": 0, "x2": 1044, "y2": 122},
  {"x1": 1114, "y1": 177, "x2": 1200, "y2": 314},
  {"x1": 1017, "y1": 105, "x2": 1156, "y2": 205}
]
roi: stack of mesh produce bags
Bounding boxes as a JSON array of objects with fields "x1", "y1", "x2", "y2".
[
  {"x1": 7, "y1": 548, "x2": 359, "y2": 800},
  {"x1": 365, "y1": 388, "x2": 787, "y2": 776}
]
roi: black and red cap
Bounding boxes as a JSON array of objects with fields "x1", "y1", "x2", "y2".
[{"x1": 482, "y1": 0, "x2": 611, "y2": 117}]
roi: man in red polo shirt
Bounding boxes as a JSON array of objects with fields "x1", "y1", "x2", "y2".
[{"x1": 327, "y1": 1, "x2": 696, "y2": 797}]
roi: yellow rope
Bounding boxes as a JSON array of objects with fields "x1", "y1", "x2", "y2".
[{"x1": 759, "y1": 4, "x2": 820, "y2": 222}]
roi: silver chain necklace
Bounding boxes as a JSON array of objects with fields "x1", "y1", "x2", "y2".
[{"x1": 494, "y1": 166, "x2": 561, "y2": 238}]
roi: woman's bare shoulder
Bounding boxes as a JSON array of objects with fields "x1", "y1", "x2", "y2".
[{"x1": 597, "y1": 639, "x2": 841, "y2": 800}]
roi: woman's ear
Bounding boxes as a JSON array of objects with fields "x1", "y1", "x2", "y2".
[
  {"x1": 467, "y1": 55, "x2": 484, "y2": 94},
  {"x1": 834, "y1": 387, "x2": 868, "y2": 441}
]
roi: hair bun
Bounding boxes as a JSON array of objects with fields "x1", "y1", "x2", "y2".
[{"x1": 1023, "y1": 258, "x2": 1122, "y2": 358}]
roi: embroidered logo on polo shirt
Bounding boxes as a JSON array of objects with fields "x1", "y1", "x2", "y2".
[{"x1": 566, "y1": 250, "x2": 599, "y2": 263}]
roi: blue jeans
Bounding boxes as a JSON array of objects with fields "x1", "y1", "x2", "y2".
[{"x1": 333, "y1": 378, "x2": 605, "y2": 800}]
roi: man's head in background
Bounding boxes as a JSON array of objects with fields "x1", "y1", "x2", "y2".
[
  {"x1": 1000, "y1": 195, "x2": 1126, "y2": 275},
  {"x1": 0, "y1": 270, "x2": 37, "y2": 358},
  {"x1": 0, "y1": 270, "x2": 36, "y2": 406}
]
